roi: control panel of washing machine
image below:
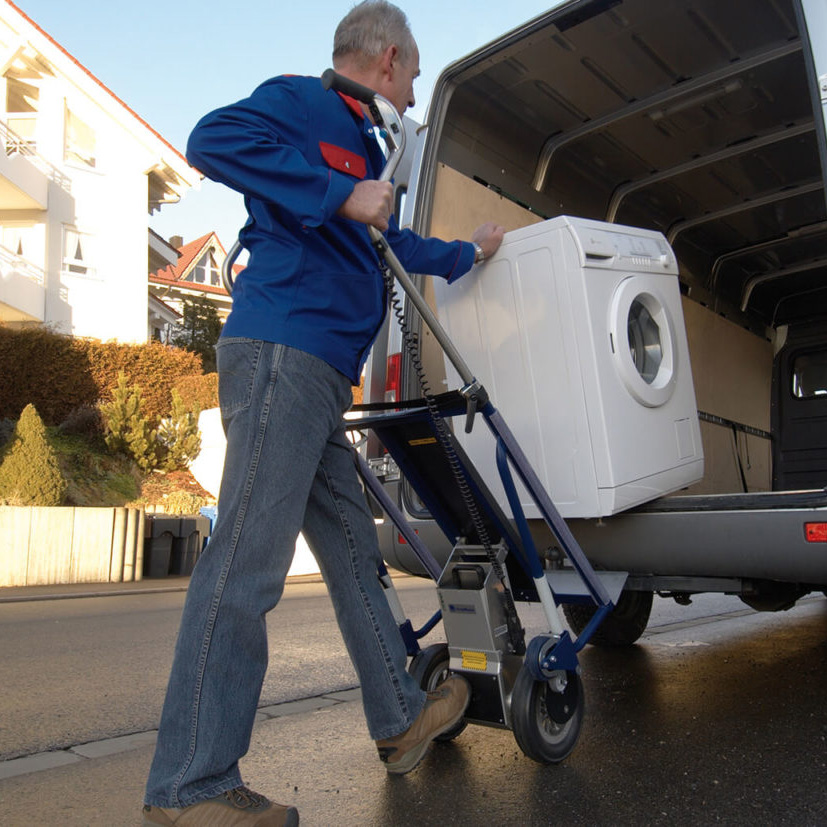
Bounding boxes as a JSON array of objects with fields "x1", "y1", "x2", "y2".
[{"x1": 573, "y1": 220, "x2": 677, "y2": 274}]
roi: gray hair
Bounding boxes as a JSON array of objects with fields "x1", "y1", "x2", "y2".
[{"x1": 333, "y1": 1, "x2": 415, "y2": 68}]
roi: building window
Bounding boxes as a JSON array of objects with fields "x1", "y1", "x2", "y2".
[
  {"x1": 64, "y1": 107, "x2": 96, "y2": 168},
  {"x1": 188, "y1": 250, "x2": 220, "y2": 286},
  {"x1": 0, "y1": 223, "x2": 43, "y2": 267},
  {"x1": 63, "y1": 227, "x2": 95, "y2": 277},
  {"x1": 1, "y1": 225, "x2": 27, "y2": 256},
  {"x1": 4, "y1": 76, "x2": 39, "y2": 154}
]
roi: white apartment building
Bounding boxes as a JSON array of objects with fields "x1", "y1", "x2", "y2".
[{"x1": 0, "y1": 0, "x2": 199, "y2": 343}]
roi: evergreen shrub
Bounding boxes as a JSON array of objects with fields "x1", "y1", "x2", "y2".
[
  {"x1": 0, "y1": 404, "x2": 67, "y2": 506},
  {"x1": 158, "y1": 390, "x2": 202, "y2": 471},
  {"x1": 88, "y1": 339, "x2": 202, "y2": 420},
  {"x1": 101, "y1": 374, "x2": 201, "y2": 472},
  {"x1": 101, "y1": 373, "x2": 162, "y2": 473}
]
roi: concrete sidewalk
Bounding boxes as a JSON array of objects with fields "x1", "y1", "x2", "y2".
[
  {"x1": 0, "y1": 678, "x2": 565, "y2": 827},
  {"x1": 0, "y1": 689, "x2": 376, "y2": 827},
  {"x1": 0, "y1": 687, "x2": 416, "y2": 827}
]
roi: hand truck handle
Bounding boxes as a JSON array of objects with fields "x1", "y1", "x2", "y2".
[
  {"x1": 317, "y1": 72, "x2": 485, "y2": 405},
  {"x1": 321, "y1": 68, "x2": 406, "y2": 184},
  {"x1": 221, "y1": 239, "x2": 242, "y2": 295},
  {"x1": 320, "y1": 68, "x2": 377, "y2": 106}
]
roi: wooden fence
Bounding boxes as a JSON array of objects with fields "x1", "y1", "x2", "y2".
[{"x1": 0, "y1": 506, "x2": 144, "y2": 586}]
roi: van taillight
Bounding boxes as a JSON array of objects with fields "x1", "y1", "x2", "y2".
[
  {"x1": 805, "y1": 523, "x2": 827, "y2": 542},
  {"x1": 385, "y1": 352, "x2": 401, "y2": 403}
]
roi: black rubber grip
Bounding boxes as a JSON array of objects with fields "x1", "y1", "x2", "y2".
[{"x1": 321, "y1": 68, "x2": 377, "y2": 104}]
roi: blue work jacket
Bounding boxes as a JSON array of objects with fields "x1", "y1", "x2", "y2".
[{"x1": 186, "y1": 74, "x2": 475, "y2": 384}]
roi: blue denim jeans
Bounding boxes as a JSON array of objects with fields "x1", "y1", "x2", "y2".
[{"x1": 145, "y1": 341, "x2": 425, "y2": 808}]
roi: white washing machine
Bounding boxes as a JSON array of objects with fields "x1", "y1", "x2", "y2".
[{"x1": 432, "y1": 215, "x2": 703, "y2": 519}]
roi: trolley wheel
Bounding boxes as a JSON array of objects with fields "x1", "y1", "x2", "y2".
[
  {"x1": 511, "y1": 665, "x2": 584, "y2": 764},
  {"x1": 408, "y1": 643, "x2": 467, "y2": 742},
  {"x1": 563, "y1": 589, "x2": 653, "y2": 647}
]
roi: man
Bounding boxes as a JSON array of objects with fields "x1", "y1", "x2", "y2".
[{"x1": 143, "y1": 2, "x2": 504, "y2": 825}]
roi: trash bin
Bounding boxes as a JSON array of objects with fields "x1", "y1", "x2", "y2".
[
  {"x1": 144, "y1": 515, "x2": 212, "y2": 577},
  {"x1": 169, "y1": 516, "x2": 210, "y2": 575},
  {"x1": 143, "y1": 516, "x2": 180, "y2": 578},
  {"x1": 169, "y1": 515, "x2": 211, "y2": 575}
]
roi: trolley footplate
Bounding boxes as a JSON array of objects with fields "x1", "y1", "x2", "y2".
[{"x1": 349, "y1": 392, "x2": 535, "y2": 601}]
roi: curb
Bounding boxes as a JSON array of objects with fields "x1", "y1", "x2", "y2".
[
  {"x1": 0, "y1": 573, "x2": 327, "y2": 604},
  {"x1": 0, "y1": 584, "x2": 191, "y2": 604},
  {"x1": 0, "y1": 687, "x2": 362, "y2": 781}
]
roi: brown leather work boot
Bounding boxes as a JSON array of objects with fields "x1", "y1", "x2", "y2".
[
  {"x1": 142, "y1": 785, "x2": 298, "y2": 825},
  {"x1": 376, "y1": 674, "x2": 470, "y2": 774}
]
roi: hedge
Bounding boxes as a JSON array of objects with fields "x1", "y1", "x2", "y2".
[
  {"x1": 174, "y1": 372, "x2": 219, "y2": 412},
  {"x1": 0, "y1": 326, "x2": 203, "y2": 424}
]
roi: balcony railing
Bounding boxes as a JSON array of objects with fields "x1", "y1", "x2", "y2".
[
  {"x1": 0, "y1": 118, "x2": 71, "y2": 194},
  {"x1": 0, "y1": 241, "x2": 44, "y2": 286}
]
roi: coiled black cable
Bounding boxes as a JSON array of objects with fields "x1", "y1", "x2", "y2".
[{"x1": 381, "y1": 263, "x2": 525, "y2": 655}]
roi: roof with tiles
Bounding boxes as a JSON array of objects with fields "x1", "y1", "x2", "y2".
[
  {"x1": 153, "y1": 232, "x2": 217, "y2": 281},
  {"x1": 149, "y1": 231, "x2": 239, "y2": 297}
]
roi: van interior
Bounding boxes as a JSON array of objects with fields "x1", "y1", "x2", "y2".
[{"x1": 408, "y1": 0, "x2": 827, "y2": 493}]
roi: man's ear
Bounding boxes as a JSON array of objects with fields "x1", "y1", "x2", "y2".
[{"x1": 379, "y1": 43, "x2": 398, "y2": 79}]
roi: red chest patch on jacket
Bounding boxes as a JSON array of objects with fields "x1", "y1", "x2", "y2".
[{"x1": 319, "y1": 142, "x2": 366, "y2": 179}]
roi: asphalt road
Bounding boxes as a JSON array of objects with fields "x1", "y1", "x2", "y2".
[
  {"x1": 1, "y1": 579, "x2": 827, "y2": 825},
  {"x1": 0, "y1": 576, "x2": 443, "y2": 761}
]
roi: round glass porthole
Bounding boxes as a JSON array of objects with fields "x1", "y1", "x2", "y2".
[
  {"x1": 610, "y1": 277, "x2": 677, "y2": 408},
  {"x1": 628, "y1": 298, "x2": 663, "y2": 385}
]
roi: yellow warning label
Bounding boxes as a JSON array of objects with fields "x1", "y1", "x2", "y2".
[
  {"x1": 408, "y1": 437, "x2": 438, "y2": 446},
  {"x1": 461, "y1": 650, "x2": 488, "y2": 671}
]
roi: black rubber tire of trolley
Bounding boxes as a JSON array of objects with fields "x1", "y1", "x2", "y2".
[
  {"x1": 562, "y1": 589, "x2": 654, "y2": 647},
  {"x1": 408, "y1": 643, "x2": 468, "y2": 742},
  {"x1": 510, "y1": 665, "x2": 584, "y2": 764}
]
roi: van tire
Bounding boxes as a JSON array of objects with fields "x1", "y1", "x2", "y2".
[{"x1": 563, "y1": 589, "x2": 653, "y2": 646}]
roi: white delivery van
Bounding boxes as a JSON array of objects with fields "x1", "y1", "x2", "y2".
[{"x1": 361, "y1": 0, "x2": 827, "y2": 643}]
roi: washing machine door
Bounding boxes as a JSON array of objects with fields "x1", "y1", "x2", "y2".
[{"x1": 610, "y1": 275, "x2": 678, "y2": 408}]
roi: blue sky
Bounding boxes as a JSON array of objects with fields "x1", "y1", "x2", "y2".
[{"x1": 14, "y1": 0, "x2": 556, "y2": 251}]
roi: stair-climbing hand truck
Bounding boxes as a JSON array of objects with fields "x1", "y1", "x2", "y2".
[{"x1": 222, "y1": 69, "x2": 622, "y2": 764}]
